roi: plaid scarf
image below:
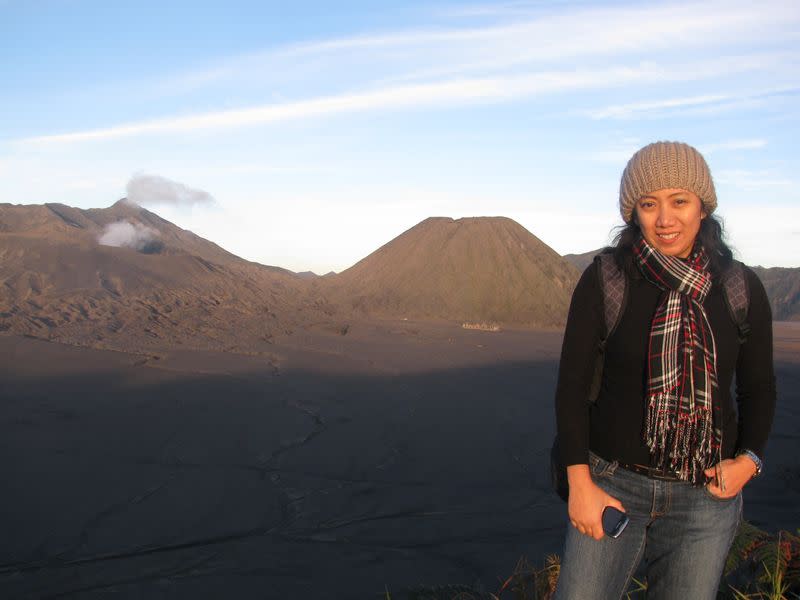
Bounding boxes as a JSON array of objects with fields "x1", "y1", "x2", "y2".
[{"x1": 633, "y1": 236, "x2": 720, "y2": 483}]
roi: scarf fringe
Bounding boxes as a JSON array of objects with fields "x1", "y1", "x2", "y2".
[{"x1": 645, "y1": 391, "x2": 718, "y2": 484}]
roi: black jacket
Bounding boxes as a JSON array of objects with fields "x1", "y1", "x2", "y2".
[{"x1": 555, "y1": 261, "x2": 776, "y2": 467}]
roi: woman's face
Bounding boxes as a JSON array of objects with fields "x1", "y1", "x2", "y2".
[{"x1": 634, "y1": 188, "x2": 705, "y2": 258}]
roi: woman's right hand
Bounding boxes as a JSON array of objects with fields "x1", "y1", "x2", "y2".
[{"x1": 566, "y1": 464, "x2": 625, "y2": 540}]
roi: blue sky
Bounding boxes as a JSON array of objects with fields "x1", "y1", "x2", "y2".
[{"x1": 2, "y1": 0, "x2": 799, "y2": 272}]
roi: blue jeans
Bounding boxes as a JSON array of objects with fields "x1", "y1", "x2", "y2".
[{"x1": 553, "y1": 452, "x2": 742, "y2": 600}]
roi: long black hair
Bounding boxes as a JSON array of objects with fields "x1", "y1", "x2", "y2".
[{"x1": 608, "y1": 214, "x2": 734, "y2": 278}]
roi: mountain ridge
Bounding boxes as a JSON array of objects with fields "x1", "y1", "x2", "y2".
[
  {"x1": 0, "y1": 200, "x2": 334, "y2": 352},
  {"x1": 13, "y1": 200, "x2": 795, "y2": 356}
]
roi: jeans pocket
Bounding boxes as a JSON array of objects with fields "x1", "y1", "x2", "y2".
[
  {"x1": 702, "y1": 485, "x2": 739, "y2": 503},
  {"x1": 589, "y1": 452, "x2": 615, "y2": 479}
]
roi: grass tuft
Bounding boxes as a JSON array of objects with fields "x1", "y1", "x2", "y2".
[{"x1": 391, "y1": 522, "x2": 800, "y2": 600}]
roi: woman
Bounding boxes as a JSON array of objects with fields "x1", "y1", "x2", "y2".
[{"x1": 553, "y1": 141, "x2": 776, "y2": 599}]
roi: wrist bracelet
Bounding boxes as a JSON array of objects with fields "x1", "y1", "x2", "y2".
[{"x1": 735, "y1": 449, "x2": 763, "y2": 477}]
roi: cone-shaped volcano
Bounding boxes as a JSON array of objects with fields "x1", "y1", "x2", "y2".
[{"x1": 328, "y1": 216, "x2": 580, "y2": 327}]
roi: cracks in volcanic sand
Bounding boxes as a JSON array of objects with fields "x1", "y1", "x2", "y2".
[
  {"x1": 277, "y1": 395, "x2": 327, "y2": 462},
  {"x1": 36, "y1": 551, "x2": 222, "y2": 600},
  {"x1": 0, "y1": 528, "x2": 266, "y2": 588},
  {"x1": 6, "y1": 402, "x2": 304, "y2": 574},
  {"x1": 304, "y1": 493, "x2": 550, "y2": 538},
  {"x1": 2, "y1": 388, "x2": 543, "y2": 587},
  {"x1": 6, "y1": 525, "x2": 486, "y2": 597},
  {"x1": 249, "y1": 391, "x2": 330, "y2": 531},
  {"x1": 1, "y1": 476, "x2": 546, "y2": 590},
  {"x1": 10, "y1": 418, "x2": 193, "y2": 570},
  {"x1": 14, "y1": 474, "x2": 184, "y2": 573}
]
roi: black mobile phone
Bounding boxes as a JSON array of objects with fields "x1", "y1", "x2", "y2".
[{"x1": 602, "y1": 506, "x2": 629, "y2": 538}]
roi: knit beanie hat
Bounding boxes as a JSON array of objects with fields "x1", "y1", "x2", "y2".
[{"x1": 619, "y1": 141, "x2": 717, "y2": 223}]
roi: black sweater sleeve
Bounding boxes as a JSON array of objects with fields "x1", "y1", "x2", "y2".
[
  {"x1": 734, "y1": 267, "x2": 777, "y2": 459},
  {"x1": 555, "y1": 263, "x2": 605, "y2": 466}
]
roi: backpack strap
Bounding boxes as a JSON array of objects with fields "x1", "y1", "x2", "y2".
[
  {"x1": 722, "y1": 261, "x2": 751, "y2": 344},
  {"x1": 597, "y1": 253, "x2": 627, "y2": 340},
  {"x1": 587, "y1": 253, "x2": 628, "y2": 403}
]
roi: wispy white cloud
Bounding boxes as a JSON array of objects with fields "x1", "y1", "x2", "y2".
[
  {"x1": 124, "y1": 1, "x2": 800, "y2": 102},
  {"x1": 18, "y1": 53, "x2": 785, "y2": 146},
  {"x1": 716, "y1": 169, "x2": 794, "y2": 188},
  {"x1": 8, "y1": 0, "x2": 799, "y2": 147},
  {"x1": 198, "y1": 163, "x2": 335, "y2": 177},
  {"x1": 583, "y1": 84, "x2": 800, "y2": 120},
  {"x1": 584, "y1": 94, "x2": 734, "y2": 120},
  {"x1": 587, "y1": 146, "x2": 642, "y2": 165},
  {"x1": 434, "y1": 1, "x2": 562, "y2": 19},
  {"x1": 15, "y1": 66, "x2": 649, "y2": 144},
  {"x1": 587, "y1": 138, "x2": 769, "y2": 165},
  {"x1": 700, "y1": 139, "x2": 768, "y2": 154},
  {"x1": 273, "y1": 2, "x2": 800, "y2": 65},
  {"x1": 360, "y1": 0, "x2": 796, "y2": 43}
]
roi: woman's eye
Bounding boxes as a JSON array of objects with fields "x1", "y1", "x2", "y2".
[{"x1": 639, "y1": 202, "x2": 655, "y2": 209}]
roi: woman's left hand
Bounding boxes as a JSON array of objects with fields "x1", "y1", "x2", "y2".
[{"x1": 703, "y1": 455, "x2": 758, "y2": 499}]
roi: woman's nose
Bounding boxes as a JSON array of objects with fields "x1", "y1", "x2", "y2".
[{"x1": 656, "y1": 206, "x2": 675, "y2": 227}]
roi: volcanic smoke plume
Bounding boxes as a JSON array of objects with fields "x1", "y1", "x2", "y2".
[
  {"x1": 126, "y1": 173, "x2": 215, "y2": 208},
  {"x1": 98, "y1": 221, "x2": 163, "y2": 254}
]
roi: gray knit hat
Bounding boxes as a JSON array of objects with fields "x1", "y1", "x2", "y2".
[{"x1": 619, "y1": 141, "x2": 717, "y2": 223}]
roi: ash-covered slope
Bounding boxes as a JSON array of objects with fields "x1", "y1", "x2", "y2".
[
  {"x1": 326, "y1": 216, "x2": 580, "y2": 327},
  {"x1": 751, "y1": 266, "x2": 800, "y2": 321},
  {"x1": 562, "y1": 249, "x2": 602, "y2": 273},
  {"x1": 0, "y1": 201, "x2": 333, "y2": 351}
]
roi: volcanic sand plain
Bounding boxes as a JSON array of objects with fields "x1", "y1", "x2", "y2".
[{"x1": 1, "y1": 320, "x2": 798, "y2": 598}]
